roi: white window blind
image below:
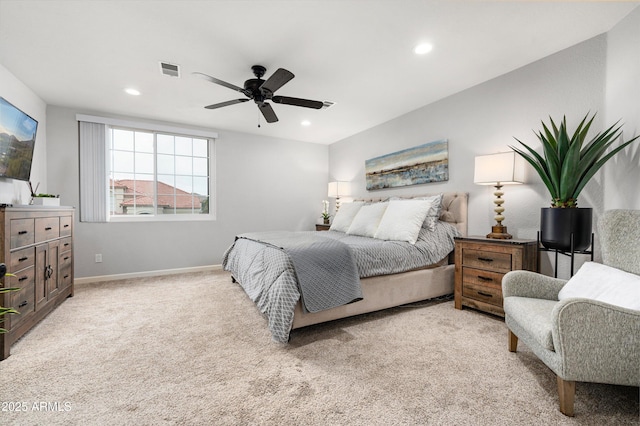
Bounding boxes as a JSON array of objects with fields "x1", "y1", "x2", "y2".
[{"x1": 79, "y1": 121, "x2": 108, "y2": 222}]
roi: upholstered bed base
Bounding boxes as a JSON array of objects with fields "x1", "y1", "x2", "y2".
[
  {"x1": 292, "y1": 263, "x2": 454, "y2": 329},
  {"x1": 291, "y1": 191, "x2": 468, "y2": 330}
]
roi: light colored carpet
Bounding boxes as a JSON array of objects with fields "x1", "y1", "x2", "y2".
[{"x1": 0, "y1": 270, "x2": 637, "y2": 425}]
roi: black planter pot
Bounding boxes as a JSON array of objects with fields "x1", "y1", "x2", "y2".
[{"x1": 540, "y1": 207, "x2": 592, "y2": 251}]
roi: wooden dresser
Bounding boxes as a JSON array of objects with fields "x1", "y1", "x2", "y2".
[
  {"x1": 454, "y1": 236, "x2": 538, "y2": 317},
  {"x1": 0, "y1": 206, "x2": 74, "y2": 360}
]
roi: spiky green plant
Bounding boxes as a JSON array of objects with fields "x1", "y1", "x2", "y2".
[
  {"x1": 0, "y1": 264, "x2": 18, "y2": 334},
  {"x1": 0, "y1": 287, "x2": 19, "y2": 334},
  {"x1": 510, "y1": 113, "x2": 640, "y2": 208}
]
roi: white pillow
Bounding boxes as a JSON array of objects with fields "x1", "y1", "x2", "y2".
[
  {"x1": 347, "y1": 202, "x2": 388, "y2": 237},
  {"x1": 558, "y1": 262, "x2": 640, "y2": 311},
  {"x1": 373, "y1": 199, "x2": 432, "y2": 244},
  {"x1": 389, "y1": 194, "x2": 443, "y2": 231},
  {"x1": 329, "y1": 202, "x2": 364, "y2": 233}
]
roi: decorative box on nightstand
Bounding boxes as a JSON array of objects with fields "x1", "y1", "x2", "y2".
[
  {"x1": 315, "y1": 224, "x2": 331, "y2": 231},
  {"x1": 454, "y1": 236, "x2": 538, "y2": 317}
]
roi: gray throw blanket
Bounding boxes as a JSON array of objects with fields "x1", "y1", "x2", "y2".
[{"x1": 237, "y1": 231, "x2": 362, "y2": 312}]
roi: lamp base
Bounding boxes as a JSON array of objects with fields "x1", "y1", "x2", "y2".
[{"x1": 486, "y1": 225, "x2": 513, "y2": 239}]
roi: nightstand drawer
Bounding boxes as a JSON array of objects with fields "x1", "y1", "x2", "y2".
[
  {"x1": 462, "y1": 248, "x2": 512, "y2": 273},
  {"x1": 462, "y1": 267, "x2": 504, "y2": 288},
  {"x1": 462, "y1": 282, "x2": 502, "y2": 307}
]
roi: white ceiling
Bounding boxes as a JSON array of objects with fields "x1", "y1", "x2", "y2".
[{"x1": 0, "y1": 1, "x2": 637, "y2": 145}]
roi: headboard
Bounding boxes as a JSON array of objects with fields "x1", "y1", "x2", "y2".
[{"x1": 354, "y1": 192, "x2": 468, "y2": 236}]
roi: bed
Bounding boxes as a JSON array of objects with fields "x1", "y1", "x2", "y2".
[{"x1": 222, "y1": 192, "x2": 468, "y2": 342}]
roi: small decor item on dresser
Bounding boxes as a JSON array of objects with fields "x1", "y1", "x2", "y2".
[
  {"x1": 28, "y1": 181, "x2": 60, "y2": 206},
  {"x1": 511, "y1": 113, "x2": 639, "y2": 251},
  {"x1": 31, "y1": 195, "x2": 60, "y2": 206}
]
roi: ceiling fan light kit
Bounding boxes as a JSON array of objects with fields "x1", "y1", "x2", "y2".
[{"x1": 194, "y1": 65, "x2": 324, "y2": 124}]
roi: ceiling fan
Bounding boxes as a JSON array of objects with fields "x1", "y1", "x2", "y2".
[{"x1": 194, "y1": 65, "x2": 324, "y2": 124}]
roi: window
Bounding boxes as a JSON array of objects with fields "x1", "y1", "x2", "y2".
[{"x1": 108, "y1": 127, "x2": 211, "y2": 218}]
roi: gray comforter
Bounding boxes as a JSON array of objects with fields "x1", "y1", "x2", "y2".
[
  {"x1": 222, "y1": 221, "x2": 460, "y2": 342},
  {"x1": 236, "y1": 231, "x2": 362, "y2": 313}
]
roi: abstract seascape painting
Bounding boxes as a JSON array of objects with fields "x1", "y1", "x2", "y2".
[{"x1": 365, "y1": 139, "x2": 448, "y2": 190}]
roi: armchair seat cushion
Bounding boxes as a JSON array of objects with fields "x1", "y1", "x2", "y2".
[{"x1": 503, "y1": 296, "x2": 557, "y2": 351}]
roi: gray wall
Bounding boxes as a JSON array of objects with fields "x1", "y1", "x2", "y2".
[
  {"x1": 46, "y1": 106, "x2": 328, "y2": 278},
  {"x1": 328, "y1": 30, "x2": 640, "y2": 279},
  {"x1": 604, "y1": 7, "x2": 640, "y2": 209}
]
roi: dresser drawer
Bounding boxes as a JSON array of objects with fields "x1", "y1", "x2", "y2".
[
  {"x1": 9, "y1": 272, "x2": 35, "y2": 327},
  {"x1": 35, "y1": 217, "x2": 60, "y2": 242},
  {"x1": 59, "y1": 237, "x2": 72, "y2": 253},
  {"x1": 10, "y1": 218, "x2": 35, "y2": 248},
  {"x1": 462, "y1": 248, "x2": 512, "y2": 273},
  {"x1": 59, "y1": 264, "x2": 73, "y2": 288},
  {"x1": 59, "y1": 249, "x2": 72, "y2": 269},
  {"x1": 10, "y1": 247, "x2": 36, "y2": 271},
  {"x1": 60, "y1": 216, "x2": 72, "y2": 237}
]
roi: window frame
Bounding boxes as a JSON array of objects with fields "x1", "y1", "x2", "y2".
[{"x1": 77, "y1": 114, "x2": 217, "y2": 223}]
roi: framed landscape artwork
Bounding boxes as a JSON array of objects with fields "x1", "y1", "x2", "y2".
[{"x1": 365, "y1": 139, "x2": 448, "y2": 190}]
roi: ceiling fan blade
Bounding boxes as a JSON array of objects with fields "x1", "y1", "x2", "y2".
[
  {"x1": 260, "y1": 68, "x2": 294, "y2": 94},
  {"x1": 193, "y1": 72, "x2": 250, "y2": 96},
  {"x1": 204, "y1": 99, "x2": 249, "y2": 110},
  {"x1": 272, "y1": 96, "x2": 323, "y2": 110},
  {"x1": 258, "y1": 103, "x2": 278, "y2": 123}
]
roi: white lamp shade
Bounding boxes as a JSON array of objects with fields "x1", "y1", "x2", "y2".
[
  {"x1": 328, "y1": 181, "x2": 351, "y2": 197},
  {"x1": 474, "y1": 152, "x2": 525, "y2": 185}
]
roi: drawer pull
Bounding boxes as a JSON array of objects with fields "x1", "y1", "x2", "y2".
[
  {"x1": 64, "y1": 224, "x2": 70, "y2": 228},
  {"x1": 18, "y1": 276, "x2": 28, "y2": 282},
  {"x1": 477, "y1": 276, "x2": 494, "y2": 282},
  {"x1": 18, "y1": 256, "x2": 28, "y2": 262},
  {"x1": 477, "y1": 291, "x2": 493, "y2": 298},
  {"x1": 18, "y1": 230, "x2": 28, "y2": 235},
  {"x1": 477, "y1": 257, "x2": 494, "y2": 262},
  {"x1": 63, "y1": 256, "x2": 70, "y2": 261},
  {"x1": 18, "y1": 301, "x2": 28, "y2": 308},
  {"x1": 45, "y1": 227, "x2": 52, "y2": 231},
  {"x1": 64, "y1": 243, "x2": 70, "y2": 247},
  {"x1": 63, "y1": 274, "x2": 70, "y2": 279}
]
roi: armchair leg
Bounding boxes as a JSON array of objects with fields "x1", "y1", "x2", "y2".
[
  {"x1": 508, "y1": 329, "x2": 518, "y2": 352},
  {"x1": 557, "y1": 376, "x2": 575, "y2": 417}
]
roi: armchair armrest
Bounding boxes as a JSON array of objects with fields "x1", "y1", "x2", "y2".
[
  {"x1": 502, "y1": 270, "x2": 567, "y2": 300},
  {"x1": 552, "y1": 298, "x2": 640, "y2": 386}
]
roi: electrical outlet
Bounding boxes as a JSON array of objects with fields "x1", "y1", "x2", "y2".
[{"x1": 95, "y1": 254, "x2": 102, "y2": 263}]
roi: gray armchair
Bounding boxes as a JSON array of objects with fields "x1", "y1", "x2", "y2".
[{"x1": 502, "y1": 209, "x2": 640, "y2": 416}]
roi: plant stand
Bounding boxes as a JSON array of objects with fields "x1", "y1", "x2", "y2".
[{"x1": 538, "y1": 232, "x2": 594, "y2": 277}]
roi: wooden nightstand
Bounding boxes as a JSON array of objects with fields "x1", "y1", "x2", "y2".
[
  {"x1": 454, "y1": 236, "x2": 538, "y2": 317},
  {"x1": 315, "y1": 224, "x2": 331, "y2": 231}
]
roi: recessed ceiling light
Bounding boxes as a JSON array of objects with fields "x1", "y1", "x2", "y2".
[
  {"x1": 414, "y1": 43, "x2": 433, "y2": 55},
  {"x1": 125, "y1": 88, "x2": 141, "y2": 96},
  {"x1": 301, "y1": 120, "x2": 311, "y2": 126}
]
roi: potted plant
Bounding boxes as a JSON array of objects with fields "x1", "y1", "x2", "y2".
[
  {"x1": 28, "y1": 181, "x2": 60, "y2": 206},
  {"x1": 511, "y1": 113, "x2": 639, "y2": 251},
  {"x1": 321, "y1": 200, "x2": 331, "y2": 225}
]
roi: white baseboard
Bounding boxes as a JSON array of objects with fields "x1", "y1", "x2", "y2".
[{"x1": 74, "y1": 264, "x2": 223, "y2": 285}]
